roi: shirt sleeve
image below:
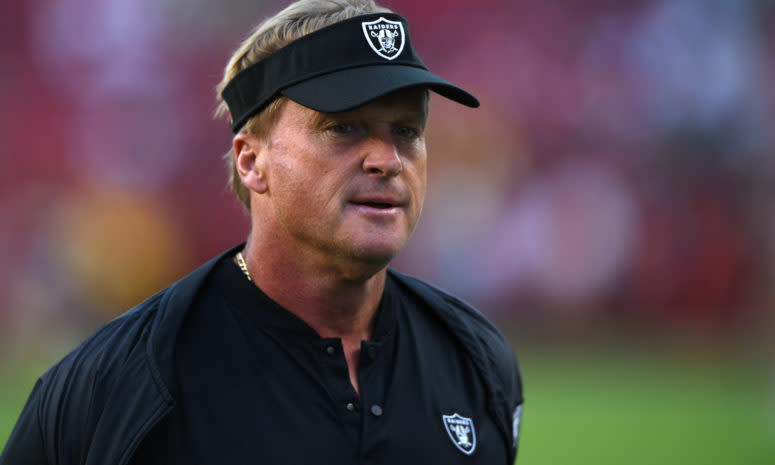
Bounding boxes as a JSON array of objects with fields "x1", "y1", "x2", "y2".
[
  {"x1": 506, "y1": 350, "x2": 524, "y2": 462},
  {"x1": 512, "y1": 400, "x2": 524, "y2": 460}
]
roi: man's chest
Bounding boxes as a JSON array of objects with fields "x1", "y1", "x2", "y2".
[{"x1": 135, "y1": 314, "x2": 509, "y2": 465}]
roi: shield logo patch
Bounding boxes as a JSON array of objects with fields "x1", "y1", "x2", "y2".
[
  {"x1": 442, "y1": 413, "x2": 477, "y2": 455},
  {"x1": 361, "y1": 17, "x2": 405, "y2": 60}
]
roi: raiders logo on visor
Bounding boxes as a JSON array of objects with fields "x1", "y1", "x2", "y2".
[{"x1": 361, "y1": 17, "x2": 405, "y2": 60}]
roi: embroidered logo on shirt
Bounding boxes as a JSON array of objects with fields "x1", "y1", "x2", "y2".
[
  {"x1": 442, "y1": 413, "x2": 477, "y2": 455},
  {"x1": 512, "y1": 404, "x2": 523, "y2": 448},
  {"x1": 361, "y1": 17, "x2": 405, "y2": 60}
]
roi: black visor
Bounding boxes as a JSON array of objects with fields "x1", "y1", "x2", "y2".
[{"x1": 221, "y1": 13, "x2": 479, "y2": 133}]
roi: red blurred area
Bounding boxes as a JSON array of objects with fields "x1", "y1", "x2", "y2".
[{"x1": 1, "y1": 0, "x2": 773, "y2": 343}]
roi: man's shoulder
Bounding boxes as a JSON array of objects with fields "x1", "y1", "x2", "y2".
[
  {"x1": 387, "y1": 269, "x2": 521, "y2": 396},
  {"x1": 38, "y1": 291, "x2": 164, "y2": 398},
  {"x1": 388, "y1": 268, "x2": 507, "y2": 343},
  {"x1": 21, "y1": 289, "x2": 167, "y2": 461},
  {"x1": 23, "y1": 248, "x2": 236, "y2": 461},
  {"x1": 38, "y1": 246, "x2": 238, "y2": 405}
]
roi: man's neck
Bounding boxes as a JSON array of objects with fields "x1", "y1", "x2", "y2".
[
  {"x1": 241, "y1": 238, "x2": 387, "y2": 342},
  {"x1": 241, "y1": 235, "x2": 388, "y2": 397}
]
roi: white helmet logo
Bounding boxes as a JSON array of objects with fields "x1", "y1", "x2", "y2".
[{"x1": 362, "y1": 17, "x2": 405, "y2": 60}]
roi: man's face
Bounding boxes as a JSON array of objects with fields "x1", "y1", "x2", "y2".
[{"x1": 256, "y1": 88, "x2": 428, "y2": 267}]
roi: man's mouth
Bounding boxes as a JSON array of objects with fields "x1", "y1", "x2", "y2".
[
  {"x1": 348, "y1": 194, "x2": 406, "y2": 215},
  {"x1": 357, "y1": 201, "x2": 395, "y2": 209}
]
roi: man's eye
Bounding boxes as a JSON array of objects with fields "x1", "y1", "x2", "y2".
[
  {"x1": 330, "y1": 123, "x2": 354, "y2": 134},
  {"x1": 395, "y1": 126, "x2": 418, "y2": 138}
]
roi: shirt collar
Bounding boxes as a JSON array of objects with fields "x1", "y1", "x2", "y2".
[{"x1": 213, "y1": 253, "x2": 396, "y2": 342}]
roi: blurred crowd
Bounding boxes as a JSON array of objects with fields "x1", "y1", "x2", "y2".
[{"x1": 1, "y1": 0, "x2": 773, "y2": 344}]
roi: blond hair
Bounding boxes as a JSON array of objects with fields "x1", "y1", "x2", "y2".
[{"x1": 215, "y1": 0, "x2": 392, "y2": 211}]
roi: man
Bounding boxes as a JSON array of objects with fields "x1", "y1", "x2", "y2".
[{"x1": 1, "y1": 0, "x2": 523, "y2": 464}]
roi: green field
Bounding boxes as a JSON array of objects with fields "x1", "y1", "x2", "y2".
[
  {"x1": 515, "y1": 348, "x2": 773, "y2": 465},
  {"x1": 2, "y1": 343, "x2": 773, "y2": 464}
]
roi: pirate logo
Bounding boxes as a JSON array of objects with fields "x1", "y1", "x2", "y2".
[
  {"x1": 361, "y1": 17, "x2": 405, "y2": 60},
  {"x1": 442, "y1": 413, "x2": 477, "y2": 455}
]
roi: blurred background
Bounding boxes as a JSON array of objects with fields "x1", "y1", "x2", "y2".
[{"x1": 1, "y1": 0, "x2": 773, "y2": 463}]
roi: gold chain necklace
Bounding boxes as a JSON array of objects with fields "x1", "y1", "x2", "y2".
[{"x1": 235, "y1": 251, "x2": 252, "y2": 282}]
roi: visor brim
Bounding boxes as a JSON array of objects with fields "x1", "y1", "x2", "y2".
[{"x1": 280, "y1": 65, "x2": 479, "y2": 113}]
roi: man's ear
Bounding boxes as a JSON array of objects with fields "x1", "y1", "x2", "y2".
[{"x1": 234, "y1": 133, "x2": 268, "y2": 194}]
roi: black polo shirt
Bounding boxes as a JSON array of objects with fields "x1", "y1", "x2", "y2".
[{"x1": 130, "y1": 254, "x2": 518, "y2": 464}]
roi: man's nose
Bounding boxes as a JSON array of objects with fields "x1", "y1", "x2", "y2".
[{"x1": 362, "y1": 136, "x2": 403, "y2": 177}]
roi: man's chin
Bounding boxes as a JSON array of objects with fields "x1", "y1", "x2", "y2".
[
  {"x1": 347, "y1": 238, "x2": 408, "y2": 267},
  {"x1": 353, "y1": 246, "x2": 400, "y2": 267}
]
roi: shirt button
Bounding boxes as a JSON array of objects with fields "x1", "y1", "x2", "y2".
[
  {"x1": 367, "y1": 346, "x2": 378, "y2": 360},
  {"x1": 370, "y1": 404, "x2": 383, "y2": 416},
  {"x1": 326, "y1": 345, "x2": 335, "y2": 355},
  {"x1": 346, "y1": 402, "x2": 356, "y2": 412}
]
